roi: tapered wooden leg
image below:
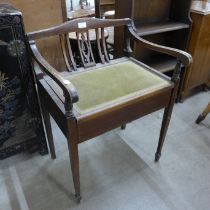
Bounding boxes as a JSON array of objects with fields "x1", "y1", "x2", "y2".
[
  {"x1": 196, "y1": 102, "x2": 210, "y2": 124},
  {"x1": 66, "y1": 119, "x2": 81, "y2": 203},
  {"x1": 155, "y1": 105, "x2": 173, "y2": 162},
  {"x1": 42, "y1": 104, "x2": 56, "y2": 159},
  {"x1": 155, "y1": 60, "x2": 183, "y2": 162}
]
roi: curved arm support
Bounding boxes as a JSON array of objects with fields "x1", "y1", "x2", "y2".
[
  {"x1": 30, "y1": 41, "x2": 79, "y2": 113},
  {"x1": 127, "y1": 24, "x2": 192, "y2": 68}
]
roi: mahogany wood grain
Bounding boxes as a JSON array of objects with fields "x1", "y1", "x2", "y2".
[
  {"x1": 180, "y1": 1, "x2": 210, "y2": 100},
  {"x1": 136, "y1": 21, "x2": 189, "y2": 37},
  {"x1": 132, "y1": 0, "x2": 172, "y2": 25},
  {"x1": 114, "y1": 0, "x2": 192, "y2": 78}
]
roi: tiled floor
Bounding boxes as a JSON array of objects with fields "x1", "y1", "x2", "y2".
[{"x1": 0, "y1": 91, "x2": 210, "y2": 210}]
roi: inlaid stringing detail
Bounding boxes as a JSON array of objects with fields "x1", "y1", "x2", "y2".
[
  {"x1": 61, "y1": 27, "x2": 111, "y2": 69},
  {"x1": 76, "y1": 31, "x2": 95, "y2": 68},
  {"x1": 80, "y1": 33, "x2": 91, "y2": 62}
]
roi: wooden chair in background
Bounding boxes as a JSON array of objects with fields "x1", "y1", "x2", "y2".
[
  {"x1": 28, "y1": 18, "x2": 192, "y2": 202},
  {"x1": 196, "y1": 102, "x2": 210, "y2": 124}
]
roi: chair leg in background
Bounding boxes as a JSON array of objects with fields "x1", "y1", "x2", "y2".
[
  {"x1": 67, "y1": 119, "x2": 81, "y2": 203},
  {"x1": 42, "y1": 105, "x2": 56, "y2": 159},
  {"x1": 196, "y1": 102, "x2": 210, "y2": 124},
  {"x1": 121, "y1": 124, "x2": 126, "y2": 130}
]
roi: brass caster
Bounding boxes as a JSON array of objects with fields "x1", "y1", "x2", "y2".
[
  {"x1": 155, "y1": 152, "x2": 161, "y2": 162},
  {"x1": 75, "y1": 194, "x2": 82, "y2": 203}
]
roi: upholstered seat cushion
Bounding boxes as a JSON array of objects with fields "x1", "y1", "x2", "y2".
[{"x1": 66, "y1": 60, "x2": 171, "y2": 114}]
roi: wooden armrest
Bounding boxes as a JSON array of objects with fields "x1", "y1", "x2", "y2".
[
  {"x1": 29, "y1": 41, "x2": 79, "y2": 111},
  {"x1": 128, "y1": 25, "x2": 192, "y2": 67}
]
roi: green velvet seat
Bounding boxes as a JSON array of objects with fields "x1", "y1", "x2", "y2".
[{"x1": 66, "y1": 60, "x2": 170, "y2": 114}]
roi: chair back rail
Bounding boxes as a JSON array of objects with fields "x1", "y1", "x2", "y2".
[
  {"x1": 28, "y1": 18, "x2": 131, "y2": 40},
  {"x1": 28, "y1": 18, "x2": 130, "y2": 71}
]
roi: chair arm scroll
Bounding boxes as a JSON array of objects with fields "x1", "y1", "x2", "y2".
[
  {"x1": 127, "y1": 25, "x2": 192, "y2": 68},
  {"x1": 29, "y1": 41, "x2": 79, "y2": 113}
]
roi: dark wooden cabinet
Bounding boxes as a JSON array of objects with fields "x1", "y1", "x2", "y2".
[
  {"x1": 95, "y1": 0, "x2": 115, "y2": 18},
  {"x1": 0, "y1": 3, "x2": 48, "y2": 159},
  {"x1": 114, "y1": 0, "x2": 192, "y2": 84},
  {"x1": 180, "y1": 1, "x2": 210, "y2": 100}
]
